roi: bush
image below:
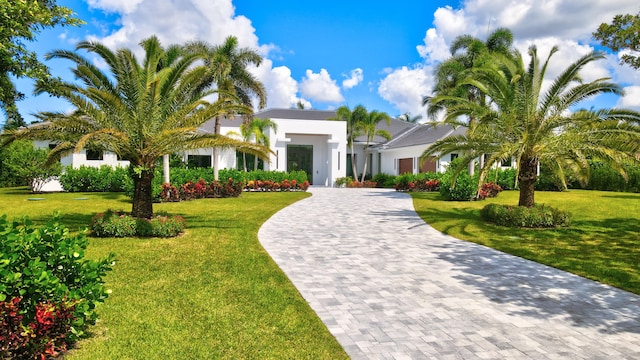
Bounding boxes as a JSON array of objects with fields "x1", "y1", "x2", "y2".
[
  {"x1": 335, "y1": 176, "x2": 353, "y2": 187},
  {"x1": 477, "y1": 182, "x2": 503, "y2": 200},
  {"x1": 439, "y1": 171, "x2": 478, "y2": 201},
  {"x1": 481, "y1": 203, "x2": 572, "y2": 228},
  {"x1": 90, "y1": 210, "x2": 186, "y2": 238},
  {"x1": 0, "y1": 140, "x2": 62, "y2": 192},
  {"x1": 393, "y1": 172, "x2": 440, "y2": 192},
  {"x1": 60, "y1": 165, "x2": 129, "y2": 192},
  {"x1": 0, "y1": 215, "x2": 114, "y2": 358},
  {"x1": 372, "y1": 173, "x2": 396, "y2": 188},
  {"x1": 487, "y1": 168, "x2": 518, "y2": 190}
]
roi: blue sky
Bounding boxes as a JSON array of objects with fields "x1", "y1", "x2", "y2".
[{"x1": 4, "y1": 0, "x2": 640, "y2": 127}]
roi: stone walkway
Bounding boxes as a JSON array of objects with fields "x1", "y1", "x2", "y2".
[{"x1": 258, "y1": 187, "x2": 640, "y2": 359}]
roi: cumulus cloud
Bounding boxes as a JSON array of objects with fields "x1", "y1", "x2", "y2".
[
  {"x1": 299, "y1": 69, "x2": 344, "y2": 103},
  {"x1": 249, "y1": 59, "x2": 308, "y2": 109},
  {"x1": 84, "y1": 0, "x2": 309, "y2": 111},
  {"x1": 617, "y1": 86, "x2": 640, "y2": 109},
  {"x1": 381, "y1": 0, "x2": 640, "y2": 117},
  {"x1": 378, "y1": 65, "x2": 434, "y2": 118},
  {"x1": 342, "y1": 68, "x2": 364, "y2": 89}
]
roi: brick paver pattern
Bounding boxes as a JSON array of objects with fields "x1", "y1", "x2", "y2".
[{"x1": 258, "y1": 187, "x2": 640, "y2": 359}]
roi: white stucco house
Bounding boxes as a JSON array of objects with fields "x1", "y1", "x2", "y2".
[{"x1": 35, "y1": 108, "x2": 511, "y2": 191}]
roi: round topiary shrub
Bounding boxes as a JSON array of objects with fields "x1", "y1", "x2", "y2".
[{"x1": 480, "y1": 203, "x2": 571, "y2": 228}]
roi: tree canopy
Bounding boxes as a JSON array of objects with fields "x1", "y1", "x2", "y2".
[
  {"x1": 2, "y1": 36, "x2": 269, "y2": 218},
  {"x1": 0, "y1": 0, "x2": 83, "y2": 129},
  {"x1": 422, "y1": 45, "x2": 640, "y2": 207},
  {"x1": 593, "y1": 12, "x2": 640, "y2": 70}
]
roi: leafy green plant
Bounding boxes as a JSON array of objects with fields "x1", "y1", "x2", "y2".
[
  {"x1": 0, "y1": 215, "x2": 114, "y2": 358},
  {"x1": 480, "y1": 203, "x2": 571, "y2": 228},
  {"x1": 372, "y1": 173, "x2": 396, "y2": 188},
  {"x1": 90, "y1": 210, "x2": 186, "y2": 238},
  {"x1": 0, "y1": 140, "x2": 62, "y2": 192},
  {"x1": 335, "y1": 176, "x2": 353, "y2": 187},
  {"x1": 59, "y1": 165, "x2": 129, "y2": 192}
]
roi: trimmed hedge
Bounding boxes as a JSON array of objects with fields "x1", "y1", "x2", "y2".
[
  {"x1": 59, "y1": 165, "x2": 129, "y2": 192},
  {"x1": 481, "y1": 203, "x2": 572, "y2": 228}
]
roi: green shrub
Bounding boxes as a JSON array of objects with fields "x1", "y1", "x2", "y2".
[
  {"x1": 372, "y1": 173, "x2": 396, "y2": 188},
  {"x1": 0, "y1": 140, "x2": 62, "y2": 191},
  {"x1": 481, "y1": 203, "x2": 572, "y2": 228},
  {"x1": 487, "y1": 168, "x2": 518, "y2": 190},
  {"x1": 90, "y1": 210, "x2": 186, "y2": 238},
  {"x1": 60, "y1": 165, "x2": 129, "y2": 192},
  {"x1": 0, "y1": 215, "x2": 114, "y2": 358},
  {"x1": 335, "y1": 176, "x2": 353, "y2": 187}
]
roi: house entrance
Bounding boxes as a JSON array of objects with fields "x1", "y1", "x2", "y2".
[{"x1": 287, "y1": 145, "x2": 313, "y2": 184}]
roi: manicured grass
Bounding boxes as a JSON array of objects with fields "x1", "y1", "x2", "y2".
[
  {"x1": 411, "y1": 189, "x2": 640, "y2": 295},
  {"x1": 1, "y1": 187, "x2": 348, "y2": 359}
]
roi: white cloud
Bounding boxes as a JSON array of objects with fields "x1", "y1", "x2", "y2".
[
  {"x1": 383, "y1": 0, "x2": 640, "y2": 117},
  {"x1": 300, "y1": 69, "x2": 344, "y2": 103},
  {"x1": 617, "y1": 86, "x2": 640, "y2": 109},
  {"x1": 378, "y1": 65, "x2": 434, "y2": 118},
  {"x1": 342, "y1": 68, "x2": 364, "y2": 89},
  {"x1": 86, "y1": 0, "x2": 145, "y2": 14},
  {"x1": 249, "y1": 60, "x2": 308, "y2": 109}
]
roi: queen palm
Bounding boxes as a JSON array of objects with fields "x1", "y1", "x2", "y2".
[
  {"x1": 331, "y1": 105, "x2": 367, "y2": 179},
  {"x1": 422, "y1": 45, "x2": 640, "y2": 207},
  {"x1": 2, "y1": 36, "x2": 268, "y2": 218},
  {"x1": 239, "y1": 117, "x2": 277, "y2": 171},
  {"x1": 359, "y1": 110, "x2": 391, "y2": 182},
  {"x1": 186, "y1": 36, "x2": 267, "y2": 180}
]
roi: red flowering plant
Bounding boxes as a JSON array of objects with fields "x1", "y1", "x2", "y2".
[
  {"x1": 477, "y1": 182, "x2": 503, "y2": 200},
  {"x1": 1, "y1": 216, "x2": 114, "y2": 359}
]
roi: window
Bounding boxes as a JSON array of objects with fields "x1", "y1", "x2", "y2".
[
  {"x1": 501, "y1": 158, "x2": 512, "y2": 167},
  {"x1": 187, "y1": 155, "x2": 212, "y2": 168},
  {"x1": 48, "y1": 143, "x2": 57, "y2": 150},
  {"x1": 450, "y1": 153, "x2": 459, "y2": 161},
  {"x1": 86, "y1": 149, "x2": 103, "y2": 160}
]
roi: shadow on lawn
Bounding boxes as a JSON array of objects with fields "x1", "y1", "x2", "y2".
[{"x1": 430, "y1": 239, "x2": 640, "y2": 335}]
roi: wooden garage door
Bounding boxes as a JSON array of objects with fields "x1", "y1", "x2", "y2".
[
  {"x1": 420, "y1": 156, "x2": 437, "y2": 173},
  {"x1": 398, "y1": 158, "x2": 413, "y2": 174}
]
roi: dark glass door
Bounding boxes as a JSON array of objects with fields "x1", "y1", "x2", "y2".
[{"x1": 287, "y1": 145, "x2": 313, "y2": 184}]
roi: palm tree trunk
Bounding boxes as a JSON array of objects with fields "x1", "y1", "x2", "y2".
[
  {"x1": 213, "y1": 116, "x2": 220, "y2": 180},
  {"x1": 350, "y1": 143, "x2": 358, "y2": 181},
  {"x1": 518, "y1": 156, "x2": 538, "y2": 207},
  {"x1": 242, "y1": 153, "x2": 247, "y2": 172},
  {"x1": 361, "y1": 155, "x2": 368, "y2": 182},
  {"x1": 131, "y1": 168, "x2": 155, "y2": 218}
]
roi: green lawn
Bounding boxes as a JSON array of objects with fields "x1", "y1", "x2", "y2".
[
  {"x1": 411, "y1": 189, "x2": 640, "y2": 295},
  {"x1": 1, "y1": 188, "x2": 348, "y2": 359}
]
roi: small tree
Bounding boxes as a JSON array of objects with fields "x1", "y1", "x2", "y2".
[
  {"x1": 0, "y1": 140, "x2": 61, "y2": 192},
  {"x1": 594, "y1": 12, "x2": 640, "y2": 70}
]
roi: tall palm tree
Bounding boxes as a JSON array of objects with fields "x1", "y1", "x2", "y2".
[
  {"x1": 398, "y1": 112, "x2": 422, "y2": 123},
  {"x1": 423, "y1": 28, "x2": 514, "y2": 174},
  {"x1": 422, "y1": 45, "x2": 640, "y2": 207},
  {"x1": 331, "y1": 105, "x2": 367, "y2": 179},
  {"x1": 2, "y1": 36, "x2": 269, "y2": 218},
  {"x1": 359, "y1": 110, "x2": 391, "y2": 182},
  {"x1": 238, "y1": 117, "x2": 277, "y2": 171},
  {"x1": 186, "y1": 36, "x2": 267, "y2": 180}
]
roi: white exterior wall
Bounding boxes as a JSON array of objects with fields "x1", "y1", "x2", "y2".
[
  {"x1": 34, "y1": 141, "x2": 129, "y2": 192},
  {"x1": 377, "y1": 145, "x2": 457, "y2": 175},
  {"x1": 270, "y1": 118, "x2": 346, "y2": 187}
]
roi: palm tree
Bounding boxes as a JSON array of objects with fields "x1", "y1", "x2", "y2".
[
  {"x1": 398, "y1": 112, "x2": 422, "y2": 123},
  {"x1": 331, "y1": 105, "x2": 367, "y2": 179},
  {"x1": 2, "y1": 36, "x2": 269, "y2": 218},
  {"x1": 423, "y1": 28, "x2": 514, "y2": 174},
  {"x1": 185, "y1": 36, "x2": 267, "y2": 180},
  {"x1": 422, "y1": 45, "x2": 640, "y2": 207},
  {"x1": 359, "y1": 110, "x2": 391, "y2": 182},
  {"x1": 238, "y1": 117, "x2": 277, "y2": 171}
]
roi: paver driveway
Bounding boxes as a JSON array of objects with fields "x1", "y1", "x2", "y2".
[{"x1": 258, "y1": 187, "x2": 640, "y2": 359}]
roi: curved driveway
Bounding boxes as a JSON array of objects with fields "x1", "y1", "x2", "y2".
[{"x1": 258, "y1": 187, "x2": 640, "y2": 359}]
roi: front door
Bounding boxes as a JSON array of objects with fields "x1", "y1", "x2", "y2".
[{"x1": 287, "y1": 145, "x2": 313, "y2": 184}]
